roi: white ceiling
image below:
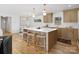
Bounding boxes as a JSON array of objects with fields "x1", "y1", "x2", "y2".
[{"x1": 0, "y1": 4, "x2": 79, "y2": 16}]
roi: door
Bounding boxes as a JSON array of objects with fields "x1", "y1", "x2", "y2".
[
  {"x1": 1, "y1": 16, "x2": 6, "y2": 33},
  {"x1": 1, "y1": 16, "x2": 10, "y2": 33}
]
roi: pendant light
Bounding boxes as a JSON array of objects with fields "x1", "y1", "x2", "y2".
[
  {"x1": 32, "y1": 8, "x2": 35, "y2": 18},
  {"x1": 43, "y1": 4, "x2": 47, "y2": 16}
]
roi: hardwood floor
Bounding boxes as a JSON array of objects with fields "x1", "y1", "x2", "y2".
[
  {"x1": 49, "y1": 42, "x2": 79, "y2": 54},
  {"x1": 12, "y1": 33, "x2": 46, "y2": 54},
  {"x1": 5, "y1": 33, "x2": 79, "y2": 54},
  {"x1": 13, "y1": 33, "x2": 79, "y2": 54}
]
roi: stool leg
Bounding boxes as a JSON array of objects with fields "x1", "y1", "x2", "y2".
[{"x1": 27, "y1": 36, "x2": 30, "y2": 46}]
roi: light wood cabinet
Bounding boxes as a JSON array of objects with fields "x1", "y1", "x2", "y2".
[
  {"x1": 70, "y1": 9, "x2": 78, "y2": 22},
  {"x1": 58, "y1": 28, "x2": 69, "y2": 39},
  {"x1": 58, "y1": 28, "x2": 78, "y2": 47},
  {"x1": 64, "y1": 10, "x2": 71, "y2": 22},
  {"x1": 72, "y1": 29, "x2": 78, "y2": 47},
  {"x1": 43, "y1": 13, "x2": 53, "y2": 23},
  {"x1": 64, "y1": 9, "x2": 78, "y2": 23}
]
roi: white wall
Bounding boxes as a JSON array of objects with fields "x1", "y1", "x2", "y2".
[
  {"x1": 11, "y1": 16, "x2": 20, "y2": 33},
  {"x1": 0, "y1": 16, "x2": 1, "y2": 28},
  {"x1": 26, "y1": 15, "x2": 45, "y2": 28},
  {"x1": 6, "y1": 17, "x2": 12, "y2": 32},
  {"x1": 32, "y1": 15, "x2": 44, "y2": 27}
]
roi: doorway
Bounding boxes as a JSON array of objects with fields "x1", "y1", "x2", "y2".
[{"x1": 0, "y1": 16, "x2": 11, "y2": 33}]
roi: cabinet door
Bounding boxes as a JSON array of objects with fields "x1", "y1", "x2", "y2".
[
  {"x1": 43, "y1": 15, "x2": 48, "y2": 23},
  {"x1": 70, "y1": 9, "x2": 78, "y2": 22},
  {"x1": 47, "y1": 13, "x2": 53, "y2": 23},
  {"x1": 71, "y1": 29, "x2": 78, "y2": 47},
  {"x1": 61, "y1": 28, "x2": 67, "y2": 39},
  {"x1": 64, "y1": 10, "x2": 71, "y2": 22},
  {"x1": 58, "y1": 28, "x2": 73, "y2": 40},
  {"x1": 64, "y1": 9, "x2": 78, "y2": 23},
  {"x1": 57, "y1": 28, "x2": 62, "y2": 38},
  {"x1": 43, "y1": 13, "x2": 53, "y2": 23},
  {"x1": 66, "y1": 28, "x2": 73, "y2": 40}
]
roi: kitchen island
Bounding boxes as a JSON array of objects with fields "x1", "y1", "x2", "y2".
[{"x1": 23, "y1": 27, "x2": 57, "y2": 53}]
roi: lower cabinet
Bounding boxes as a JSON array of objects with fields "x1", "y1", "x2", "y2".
[{"x1": 57, "y1": 28, "x2": 78, "y2": 47}]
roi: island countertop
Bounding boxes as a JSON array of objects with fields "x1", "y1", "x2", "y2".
[{"x1": 23, "y1": 27, "x2": 57, "y2": 33}]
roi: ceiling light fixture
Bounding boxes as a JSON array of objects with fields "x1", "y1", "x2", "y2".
[
  {"x1": 32, "y1": 8, "x2": 35, "y2": 18},
  {"x1": 43, "y1": 4, "x2": 47, "y2": 16}
]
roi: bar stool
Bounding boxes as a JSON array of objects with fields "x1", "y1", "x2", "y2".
[
  {"x1": 36, "y1": 32, "x2": 46, "y2": 51},
  {"x1": 23, "y1": 32, "x2": 28, "y2": 41},
  {"x1": 26, "y1": 31, "x2": 36, "y2": 46}
]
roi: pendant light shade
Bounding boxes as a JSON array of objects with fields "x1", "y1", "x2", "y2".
[
  {"x1": 32, "y1": 8, "x2": 35, "y2": 18},
  {"x1": 32, "y1": 14, "x2": 35, "y2": 18},
  {"x1": 43, "y1": 4, "x2": 47, "y2": 16},
  {"x1": 43, "y1": 9, "x2": 46, "y2": 16}
]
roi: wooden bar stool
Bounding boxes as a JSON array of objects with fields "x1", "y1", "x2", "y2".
[
  {"x1": 23, "y1": 32, "x2": 28, "y2": 41},
  {"x1": 23, "y1": 29, "x2": 28, "y2": 41},
  {"x1": 36, "y1": 32, "x2": 46, "y2": 51},
  {"x1": 26, "y1": 31, "x2": 36, "y2": 46}
]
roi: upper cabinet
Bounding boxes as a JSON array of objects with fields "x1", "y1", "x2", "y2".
[
  {"x1": 64, "y1": 8, "x2": 78, "y2": 23},
  {"x1": 43, "y1": 13, "x2": 53, "y2": 23}
]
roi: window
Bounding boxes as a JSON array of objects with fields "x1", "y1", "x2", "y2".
[{"x1": 54, "y1": 17, "x2": 61, "y2": 25}]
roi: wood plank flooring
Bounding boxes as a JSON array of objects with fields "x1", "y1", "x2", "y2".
[
  {"x1": 12, "y1": 34, "x2": 79, "y2": 54},
  {"x1": 12, "y1": 33, "x2": 46, "y2": 54},
  {"x1": 4, "y1": 33, "x2": 79, "y2": 54}
]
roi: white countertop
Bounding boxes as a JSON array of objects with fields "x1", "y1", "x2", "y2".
[{"x1": 23, "y1": 27, "x2": 57, "y2": 33}]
